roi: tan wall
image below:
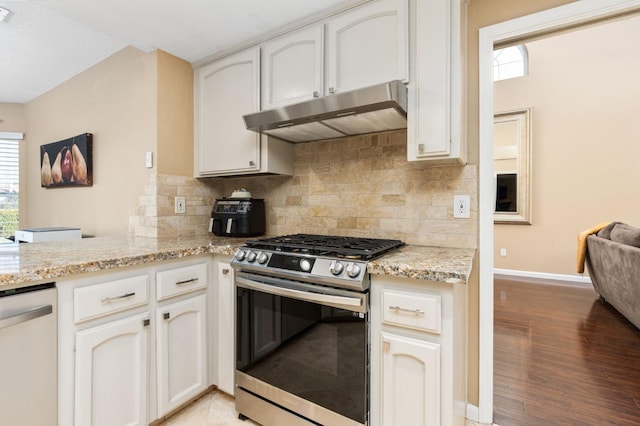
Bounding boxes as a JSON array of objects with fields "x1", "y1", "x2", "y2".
[
  {"x1": 157, "y1": 51, "x2": 194, "y2": 176},
  {"x1": 0, "y1": 103, "x2": 25, "y2": 133},
  {"x1": 465, "y1": 0, "x2": 576, "y2": 406},
  {"x1": 494, "y1": 15, "x2": 640, "y2": 275},
  {"x1": 24, "y1": 47, "x2": 158, "y2": 236}
]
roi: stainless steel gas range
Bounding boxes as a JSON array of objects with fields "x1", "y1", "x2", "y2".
[{"x1": 231, "y1": 234, "x2": 405, "y2": 426}]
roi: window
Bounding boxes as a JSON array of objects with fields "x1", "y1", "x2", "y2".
[
  {"x1": 0, "y1": 133, "x2": 21, "y2": 239},
  {"x1": 493, "y1": 45, "x2": 528, "y2": 81}
]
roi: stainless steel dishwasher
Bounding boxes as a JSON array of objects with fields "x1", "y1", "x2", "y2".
[{"x1": 0, "y1": 282, "x2": 57, "y2": 425}]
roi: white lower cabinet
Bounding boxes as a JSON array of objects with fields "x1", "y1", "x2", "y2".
[
  {"x1": 381, "y1": 332, "x2": 440, "y2": 426},
  {"x1": 74, "y1": 312, "x2": 150, "y2": 426},
  {"x1": 370, "y1": 275, "x2": 467, "y2": 426},
  {"x1": 58, "y1": 257, "x2": 213, "y2": 426},
  {"x1": 156, "y1": 294, "x2": 208, "y2": 416}
]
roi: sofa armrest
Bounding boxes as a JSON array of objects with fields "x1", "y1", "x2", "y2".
[{"x1": 586, "y1": 235, "x2": 640, "y2": 329}]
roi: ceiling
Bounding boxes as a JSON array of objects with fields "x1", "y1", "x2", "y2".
[{"x1": 0, "y1": 0, "x2": 352, "y2": 104}]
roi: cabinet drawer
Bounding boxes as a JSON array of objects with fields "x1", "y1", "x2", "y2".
[
  {"x1": 382, "y1": 290, "x2": 441, "y2": 334},
  {"x1": 156, "y1": 263, "x2": 207, "y2": 301},
  {"x1": 74, "y1": 275, "x2": 149, "y2": 323}
]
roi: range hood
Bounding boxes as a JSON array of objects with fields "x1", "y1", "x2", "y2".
[{"x1": 243, "y1": 80, "x2": 407, "y2": 143}]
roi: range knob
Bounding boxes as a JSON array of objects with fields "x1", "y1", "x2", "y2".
[
  {"x1": 234, "y1": 249, "x2": 246, "y2": 261},
  {"x1": 246, "y1": 251, "x2": 257, "y2": 263},
  {"x1": 299, "y1": 259, "x2": 312, "y2": 272},
  {"x1": 257, "y1": 252, "x2": 269, "y2": 264},
  {"x1": 346, "y1": 263, "x2": 362, "y2": 278},
  {"x1": 329, "y1": 260, "x2": 344, "y2": 275}
]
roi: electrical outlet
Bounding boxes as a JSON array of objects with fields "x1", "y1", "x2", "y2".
[
  {"x1": 500, "y1": 248, "x2": 507, "y2": 257},
  {"x1": 175, "y1": 197, "x2": 186, "y2": 214},
  {"x1": 453, "y1": 195, "x2": 470, "y2": 218}
]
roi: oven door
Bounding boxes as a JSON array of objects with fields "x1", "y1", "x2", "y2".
[{"x1": 235, "y1": 271, "x2": 369, "y2": 426}]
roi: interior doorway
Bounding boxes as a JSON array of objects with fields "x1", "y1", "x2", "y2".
[{"x1": 477, "y1": 1, "x2": 640, "y2": 423}]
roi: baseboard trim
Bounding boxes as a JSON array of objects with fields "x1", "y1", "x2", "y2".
[
  {"x1": 466, "y1": 403, "x2": 479, "y2": 422},
  {"x1": 494, "y1": 268, "x2": 592, "y2": 287}
]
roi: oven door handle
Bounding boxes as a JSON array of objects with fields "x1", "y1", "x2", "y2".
[{"x1": 236, "y1": 276, "x2": 363, "y2": 308}]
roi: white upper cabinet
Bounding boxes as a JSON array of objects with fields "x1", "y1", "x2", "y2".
[
  {"x1": 407, "y1": 0, "x2": 466, "y2": 164},
  {"x1": 195, "y1": 47, "x2": 294, "y2": 177},
  {"x1": 261, "y1": 25, "x2": 324, "y2": 110},
  {"x1": 196, "y1": 48, "x2": 261, "y2": 176},
  {"x1": 325, "y1": 0, "x2": 408, "y2": 95}
]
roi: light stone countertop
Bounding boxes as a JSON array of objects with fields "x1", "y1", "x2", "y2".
[
  {"x1": 0, "y1": 235, "x2": 475, "y2": 289},
  {"x1": 368, "y1": 244, "x2": 476, "y2": 284}
]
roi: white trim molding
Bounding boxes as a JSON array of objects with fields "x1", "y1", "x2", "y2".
[
  {"x1": 478, "y1": 0, "x2": 640, "y2": 423},
  {"x1": 493, "y1": 268, "x2": 592, "y2": 286}
]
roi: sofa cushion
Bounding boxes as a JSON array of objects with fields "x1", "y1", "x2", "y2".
[
  {"x1": 610, "y1": 223, "x2": 640, "y2": 248},
  {"x1": 596, "y1": 221, "x2": 620, "y2": 239}
]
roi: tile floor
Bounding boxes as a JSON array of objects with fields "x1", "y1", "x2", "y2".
[{"x1": 158, "y1": 389, "x2": 494, "y2": 426}]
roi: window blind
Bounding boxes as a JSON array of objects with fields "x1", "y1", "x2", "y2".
[{"x1": 0, "y1": 138, "x2": 19, "y2": 238}]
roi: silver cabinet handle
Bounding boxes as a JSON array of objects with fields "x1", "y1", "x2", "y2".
[
  {"x1": 0, "y1": 304, "x2": 52, "y2": 330},
  {"x1": 389, "y1": 305, "x2": 425, "y2": 315},
  {"x1": 175, "y1": 277, "x2": 198, "y2": 286},
  {"x1": 101, "y1": 292, "x2": 136, "y2": 303}
]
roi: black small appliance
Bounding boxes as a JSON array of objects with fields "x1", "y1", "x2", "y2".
[{"x1": 210, "y1": 198, "x2": 265, "y2": 237}]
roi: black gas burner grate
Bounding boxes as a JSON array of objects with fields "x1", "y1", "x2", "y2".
[{"x1": 245, "y1": 234, "x2": 405, "y2": 260}]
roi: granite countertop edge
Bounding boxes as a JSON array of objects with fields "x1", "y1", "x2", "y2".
[{"x1": 0, "y1": 235, "x2": 476, "y2": 289}]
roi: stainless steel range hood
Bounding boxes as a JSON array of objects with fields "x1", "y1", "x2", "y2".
[{"x1": 243, "y1": 80, "x2": 407, "y2": 143}]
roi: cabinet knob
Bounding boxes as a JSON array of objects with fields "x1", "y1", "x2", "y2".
[
  {"x1": 418, "y1": 143, "x2": 425, "y2": 153},
  {"x1": 143, "y1": 319, "x2": 150, "y2": 327},
  {"x1": 222, "y1": 268, "x2": 230, "y2": 275},
  {"x1": 313, "y1": 90, "x2": 319, "y2": 98},
  {"x1": 249, "y1": 160, "x2": 255, "y2": 167},
  {"x1": 163, "y1": 312, "x2": 170, "y2": 320},
  {"x1": 328, "y1": 87, "x2": 336, "y2": 94}
]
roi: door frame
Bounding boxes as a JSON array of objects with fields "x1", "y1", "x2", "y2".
[{"x1": 477, "y1": 0, "x2": 640, "y2": 423}]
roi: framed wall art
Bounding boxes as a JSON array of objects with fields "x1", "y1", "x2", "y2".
[{"x1": 40, "y1": 133, "x2": 93, "y2": 188}]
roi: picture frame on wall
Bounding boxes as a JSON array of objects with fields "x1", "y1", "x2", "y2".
[{"x1": 40, "y1": 133, "x2": 93, "y2": 188}]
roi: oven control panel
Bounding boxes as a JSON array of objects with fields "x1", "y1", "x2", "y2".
[{"x1": 232, "y1": 249, "x2": 367, "y2": 284}]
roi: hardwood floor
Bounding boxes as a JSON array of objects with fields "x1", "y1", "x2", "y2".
[{"x1": 494, "y1": 277, "x2": 640, "y2": 425}]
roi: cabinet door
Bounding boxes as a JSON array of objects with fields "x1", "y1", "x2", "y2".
[
  {"x1": 75, "y1": 312, "x2": 149, "y2": 426},
  {"x1": 407, "y1": 0, "x2": 465, "y2": 163},
  {"x1": 196, "y1": 47, "x2": 261, "y2": 175},
  {"x1": 381, "y1": 332, "x2": 440, "y2": 426},
  {"x1": 216, "y1": 262, "x2": 235, "y2": 394},
  {"x1": 156, "y1": 294, "x2": 208, "y2": 416},
  {"x1": 325, "y1": 0, "x2": 408, "y2": 95},
  {"x1": 262, "y1": 25, "x2": 324, "y2": 109}
]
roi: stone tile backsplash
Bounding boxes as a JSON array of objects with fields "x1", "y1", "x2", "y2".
[
  {"x1": 222, "y1": 130, "x2": 478, "y2": 249},
  {"x1": 129, "y1": 174, "x2": 222, "y2": 238},
  {"x1": 130, "y1": 130, "x2": 477, "y2": 249}
]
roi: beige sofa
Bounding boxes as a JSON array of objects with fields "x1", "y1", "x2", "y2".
[{"x1": 585, "y1": 222, "x2": 640, "y2": 330}]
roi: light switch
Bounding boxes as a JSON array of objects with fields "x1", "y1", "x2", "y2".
[{"x1": 145, "y1": 152, "x2": 153, "y2": 168}]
